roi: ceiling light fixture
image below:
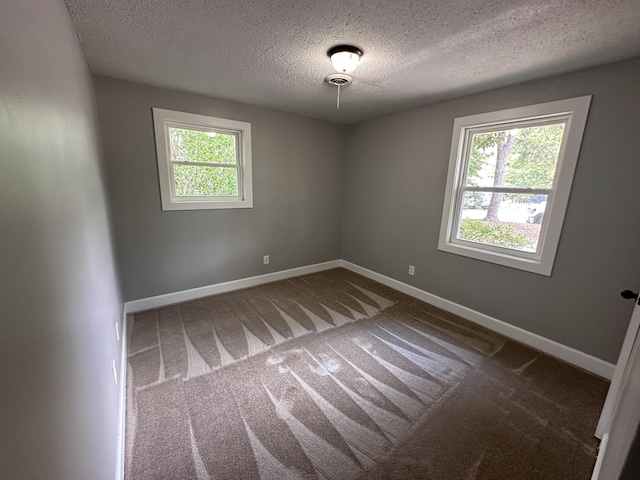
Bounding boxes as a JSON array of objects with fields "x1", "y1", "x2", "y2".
[{"x1": 327, "y1": 45, "x2": 363, "y2": 73}]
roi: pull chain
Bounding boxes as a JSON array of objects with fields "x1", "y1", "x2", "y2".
[{"x1": 324, "y1": 74, "x2": 352, "y2": 110}]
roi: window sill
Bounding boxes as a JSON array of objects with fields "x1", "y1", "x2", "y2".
[
  {"x1": 437, "y1": 240, "x2": 552, "y2": 276},
  {"x1": 161, "y1": 198, "x2": 253, "y2": 211}
]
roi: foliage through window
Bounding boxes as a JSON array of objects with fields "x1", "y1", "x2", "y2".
[
  {"x1": 153, "y1": 108, "x2": 252, "y2": 210},
  {"x1": 438, "y1": 97, "x2": 591, "y2": 275}
]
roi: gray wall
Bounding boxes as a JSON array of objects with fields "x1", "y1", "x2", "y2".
[
  {"x1": 94, "y1": 77, "x2": 345, "y2": 301},
  {"x1": 0, "y1": 1, "x2": 123, "y2": 480},
  {"x1": 341, "y1": 57, "x2": 640, "y2": 364},
  {"x1": 621, "y1": 427, "x2": 640, "y2": 479}
]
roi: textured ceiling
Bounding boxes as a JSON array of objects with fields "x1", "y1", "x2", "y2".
[{"x1": 65, "y1": 0, "x2": 640, "y2": 124}]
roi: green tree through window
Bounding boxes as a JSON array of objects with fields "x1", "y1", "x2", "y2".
[
  {"x1": 169, "y1": 128, "x2": 239, "y2": 197},
  {"x1": 458, "y1": 123, "x2": 564, "y2": 251}
]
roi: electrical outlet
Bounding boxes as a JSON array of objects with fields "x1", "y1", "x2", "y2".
[
  {"x1": 115, "y1": 321, "x2": 120, "y2": 342},
  {"x1": 263, "y1": 255, "x2": 270, "y2": 265},
  {"x1": 112, "y1": 359, "x2": 118, "y2": 386},
  {"x1": 408, "y1": 265, "x2": 415, "y2": 276}
]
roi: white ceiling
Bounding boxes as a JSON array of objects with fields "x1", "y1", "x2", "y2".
[{"x1": 65, "y1": 0, "x2": 640, "y2": 124}]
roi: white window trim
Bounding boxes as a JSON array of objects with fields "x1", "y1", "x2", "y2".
[
  {"x1": 152, "y1": 108, "x2": 253, "y2": 210},
  {"x1": 438, "y1": 96, "x2": 591, "y2": 276}
]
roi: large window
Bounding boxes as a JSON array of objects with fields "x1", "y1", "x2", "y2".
[
  {"x1": 152, "y1": 108, "x2": 252, "y2": 210},
  {"x1": 438, "y1": 96, "x2": 591, "y2": 275}
]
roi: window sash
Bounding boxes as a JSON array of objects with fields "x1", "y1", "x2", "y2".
[
  {"x1": 451, "y1": 186, "x2": 553, "y2": 252},
  {"x1": 459, "y1": 117, "x2": 569, "y2": 190},
  {"x1": 449, "y1": 117, "x2": 568, "y2": 257},
  {"x1": 164, "y1": 122, "x2": 244, "y2": 201},
  {"x1": 462, "y1": 115, "x2": 570, "y2": 135},
  {"x1": 170, "y1": 160, "x2": 239, "y2": 168},
  {"x1": 169, "y1": 163, "x2": 242, "y2": 201},
  {"x1": 458, "y1": 186, "x2": 552, "y2": 195},
  {"x1": 167, "y1": 121, "x2": 241, "y2": 139}
]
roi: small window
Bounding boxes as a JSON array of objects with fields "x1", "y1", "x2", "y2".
[
  {"x1": 438, "y1": 96, "x2": 591, "y2": 275},
  {"x1": 152, "y1": 108, "x2": 252, "y2": 210}
]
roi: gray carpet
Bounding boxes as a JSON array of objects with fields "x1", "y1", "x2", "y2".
[{"x1": 125, "y1": 268, "x2": 608, "y2": 479}]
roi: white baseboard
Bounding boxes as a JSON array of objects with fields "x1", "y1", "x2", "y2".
[
  {"x1": 124, "y1": 260, "x2": 341, "y2": 314},
  {"x1": 122, "y1": 259, "x2": 614, "y2": 379},
  {"x1": 340, "y1": 260, "x2": 615, "y2": 380},
  {"x1": 115, "y1": 306, "x2": 128, "y2": 480}
]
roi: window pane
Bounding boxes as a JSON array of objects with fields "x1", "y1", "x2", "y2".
[
  {"x1": 169, "y1": 127, "x2": 237, "y2": 165},
  {"x1": 465, "y1": 123, "x2": 565, "y2": 189},
  {"x1": 173, "y1": 165, "x2": 238, "y2": 197},
  {"x1": 457, "y1": 192, "x2": 548, "y2": 253}
]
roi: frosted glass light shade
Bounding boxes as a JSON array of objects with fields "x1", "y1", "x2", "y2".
[
  {"x1": 327, "y1": 45, "x2": 363, "y2": 73},
  {"x1": 330, "y1": 51, "x2": 360, "y2": 73}
]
